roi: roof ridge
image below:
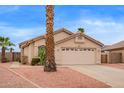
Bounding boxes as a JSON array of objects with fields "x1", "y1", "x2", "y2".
[
  {"x1": 19, "y1": 28, "x2": 73, "y2": 47},
  {"x1": 102, "y1": 40, "x2": 124, "y2": 51},
  {"x1": 112, "y1": 40, "x2": 124, "y2": 45},
  {"x1": 56, "y1": 32, "x2": 104, "y2": 46}
]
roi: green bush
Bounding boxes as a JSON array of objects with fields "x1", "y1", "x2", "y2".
[
  {"x1": 22, "y1": 56, "x2": 28, "y2": 64},
  {"x1": 31, "y1": 58, "x2": 40, "y2": 66},
  {"x1": 38, "y1": 47, "x2": 46, "y2": 65}
]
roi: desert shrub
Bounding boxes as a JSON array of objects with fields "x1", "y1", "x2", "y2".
[
  {"x1": 38, "y1": 47, "x2": 46, "y2": 65},
  {"x1": 31, "y1": 58, "x2": 40, "y2": 66},
  {"x1": 22, "y1": 56, "x2": 28, "y2": 64}
]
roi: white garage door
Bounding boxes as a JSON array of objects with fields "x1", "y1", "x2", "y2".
[{"x1": 61, "y1": 48, "x2": 96, "y2": 64}]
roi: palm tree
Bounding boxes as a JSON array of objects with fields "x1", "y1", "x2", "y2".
[
  {"x1": 44, "y1": 5, "x2": 56, "y2": 72},
  {"x1": 78, "y1": 28, "x2": 85, "y2": 33},
  {"x1": 0, "y1": 37, "x2": 15, "y2": 63}
]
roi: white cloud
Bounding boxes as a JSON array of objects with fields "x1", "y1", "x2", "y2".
[
  {"x1": 83, "y1": 19, "x2": 117, "y2": 27},
  {"x1": 80, "y1": 19, "x2": 124, "y2": 44},
  {"x1": 56, "y1": 15, "x2": 124, "y2": 45},
  {"x1": 0, "y1": 23, "x2": 45, "y2": 52}
]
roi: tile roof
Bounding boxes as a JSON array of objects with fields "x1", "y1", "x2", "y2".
[
  {"x1": 19, "y1": 28, "x2": 104, "y2": 48},
  {"x1": 102, "y1": 40, "x2": 124, "y2": 51},
  {"x1": 56, "y1": 32, "x2": 104, "y2": 46},
  {"x1": 19, "y1": 28, "x2": 73, "y2": 48}
]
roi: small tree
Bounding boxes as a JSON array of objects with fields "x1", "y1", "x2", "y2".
[
  {"x1": 0, "y1": 37, "x2": 15, "y2": 63},
  {"x1": 78, "y1": 28, "x2": 85, "y2": 33},
  {"x1": 38, "y1": 47, "x2": 45, "y2": 65}
]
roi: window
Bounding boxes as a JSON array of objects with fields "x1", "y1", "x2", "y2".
[
  {"x1": 66, "y1": 48, "x2": 69, "y2": 51},
  {"x1": 75, "y1": 48, "x2": 78, "y2": 51},
  {"x1": 91, "y1": 49, "x2": 94, "y2": 51},
  {"x1": 88, "y1": 49, "x2": 91, "y2": 51},
  {"x1": 62, "y1": 48, "x2": 65, "y2": 51},
  {"x1": 71, "y1": 48, "x2": 74, "y2": 51},
  {"x1": 79, "y1": 48, "x2": 83, "y2": 51}
]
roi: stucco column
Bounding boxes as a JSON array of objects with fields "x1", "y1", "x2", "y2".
[
  {"x1": 107, "y1": 51, "x2": 110, "y2": 64},
  {"x1": 21, "y1": 48, "x2": 24, "y2": 63},
  {"x1": 28, "y1": 43, "x2": 34, "y2": 63},
  {"x1": 122, "y1": 50, "x2": 124, "y2": 63},
  {"x1": 55, "y1": 47, "x2": 62, "y2": 64},
  {"x1": 96, "y1": 48, "x2": 101, "y2": 64}
]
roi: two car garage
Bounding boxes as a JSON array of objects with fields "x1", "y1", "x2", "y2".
[
  {"x1": 55, "y1": 33, "x2": 103, "y2": 65},
  {"x1": 58, "y1": 47, "x2": 96, "y2": 65}
]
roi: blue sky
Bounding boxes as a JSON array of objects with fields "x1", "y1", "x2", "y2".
[{"x1": 0, "y1": 5, "x2": 124, "y2": 52}]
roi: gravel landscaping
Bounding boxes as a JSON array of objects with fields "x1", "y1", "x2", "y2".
[
  {"x1": 0, "y1": 63, "x2": 110, "y2": 88},
  {"x1": 13, "y1": 67, "x2": 110, "y2": 88},
  {"x1": 0, "y1": 67, "x2": 36, "y2": 88}
]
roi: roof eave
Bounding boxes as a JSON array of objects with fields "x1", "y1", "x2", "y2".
[
  {"x1": 102, "y1": 47, "x2": 124, "y2": 51},
  {"x1": 56, "y1": 33, "x2": 104, "y2": 47},
  {"x1": 19, "y1": 28, "x2": 73, "y2": 48}
]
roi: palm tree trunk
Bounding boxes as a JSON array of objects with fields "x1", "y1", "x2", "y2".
[
  {"x1": 44, "y1": 5, "x2": 56, "y2": 72},
  {"x1": 2, "y1": 47, "x2": 6, "y2": 63},
  {"x1": 10, "y1": 48, "x2": 14, "y2": 62}
]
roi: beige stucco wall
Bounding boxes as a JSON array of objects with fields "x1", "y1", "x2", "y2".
[
  {"x1": 23, "y1": 43, "x2": 34, "y2": 63},
  {"x1": 55, "y1": 37, "x2": 101, "y2": 48},
  {"x1": 21, "y1": 32, "x2": 102, "y2": 64},
  {"x1": 109, "y1": 49, "x2": 124, "y2": 63},
  {"x1": 32, "y1": 32, "x2": 71, "y2": 57},
  {"x1": 55, "y1": 37, "x2": 102, "y2": 64},
  {"x1": 23, "y1": 46, "x2": 29, "y2": 63},
  {"x1": 22, "y1": 31, "x2": 71, "y2": 63},
  {"x1": 20, "y1": 48, "x2": 24, "y2": 62},
  {"x1": 28, "y1": 43, "x2": 34, "y2": 63},
  {"x1": 34, "y1": 39, "x2": 45, "y2": 57},
  {"x1": 54, "y1": 31, "x2": 71, "y2": 42},
  {"x1": 24, "y1": 46, "x2": 29, "y2": 57}
]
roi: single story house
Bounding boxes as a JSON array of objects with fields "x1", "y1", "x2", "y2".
[
  {"x1": 102, "y1": 41, "x2": 124, "y2": 63},
  {"x1": 19, "y1": 28, "x2": 104, "y2": 65}
]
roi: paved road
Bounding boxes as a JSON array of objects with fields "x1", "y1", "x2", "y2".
[{"x1": 68, "y1": 65, "x2": 124, "y2": 88}]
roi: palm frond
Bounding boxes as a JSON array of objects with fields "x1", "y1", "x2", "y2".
[
  {"x1": 9, "y1": 43, "x2": 16, "y2": 46},
  {"x1": 0, "y1": 36, "x2": 15, "y2": 49}
]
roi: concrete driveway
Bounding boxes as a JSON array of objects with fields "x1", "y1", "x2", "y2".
[{"x1": 68, "y1": 65, "x2": 124, "y2": 88}]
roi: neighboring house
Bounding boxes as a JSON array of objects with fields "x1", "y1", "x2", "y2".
[
  {"x1": 102, "y1": 41, "x2": 124, "y2": 63},
  {"x1": 19, "y1": 28, "x2": 104, "y2": 65}
]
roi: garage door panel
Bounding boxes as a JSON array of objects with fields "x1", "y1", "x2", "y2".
[{"x1": 61, "y1": 48, "x2": 96, "y2": 64}]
